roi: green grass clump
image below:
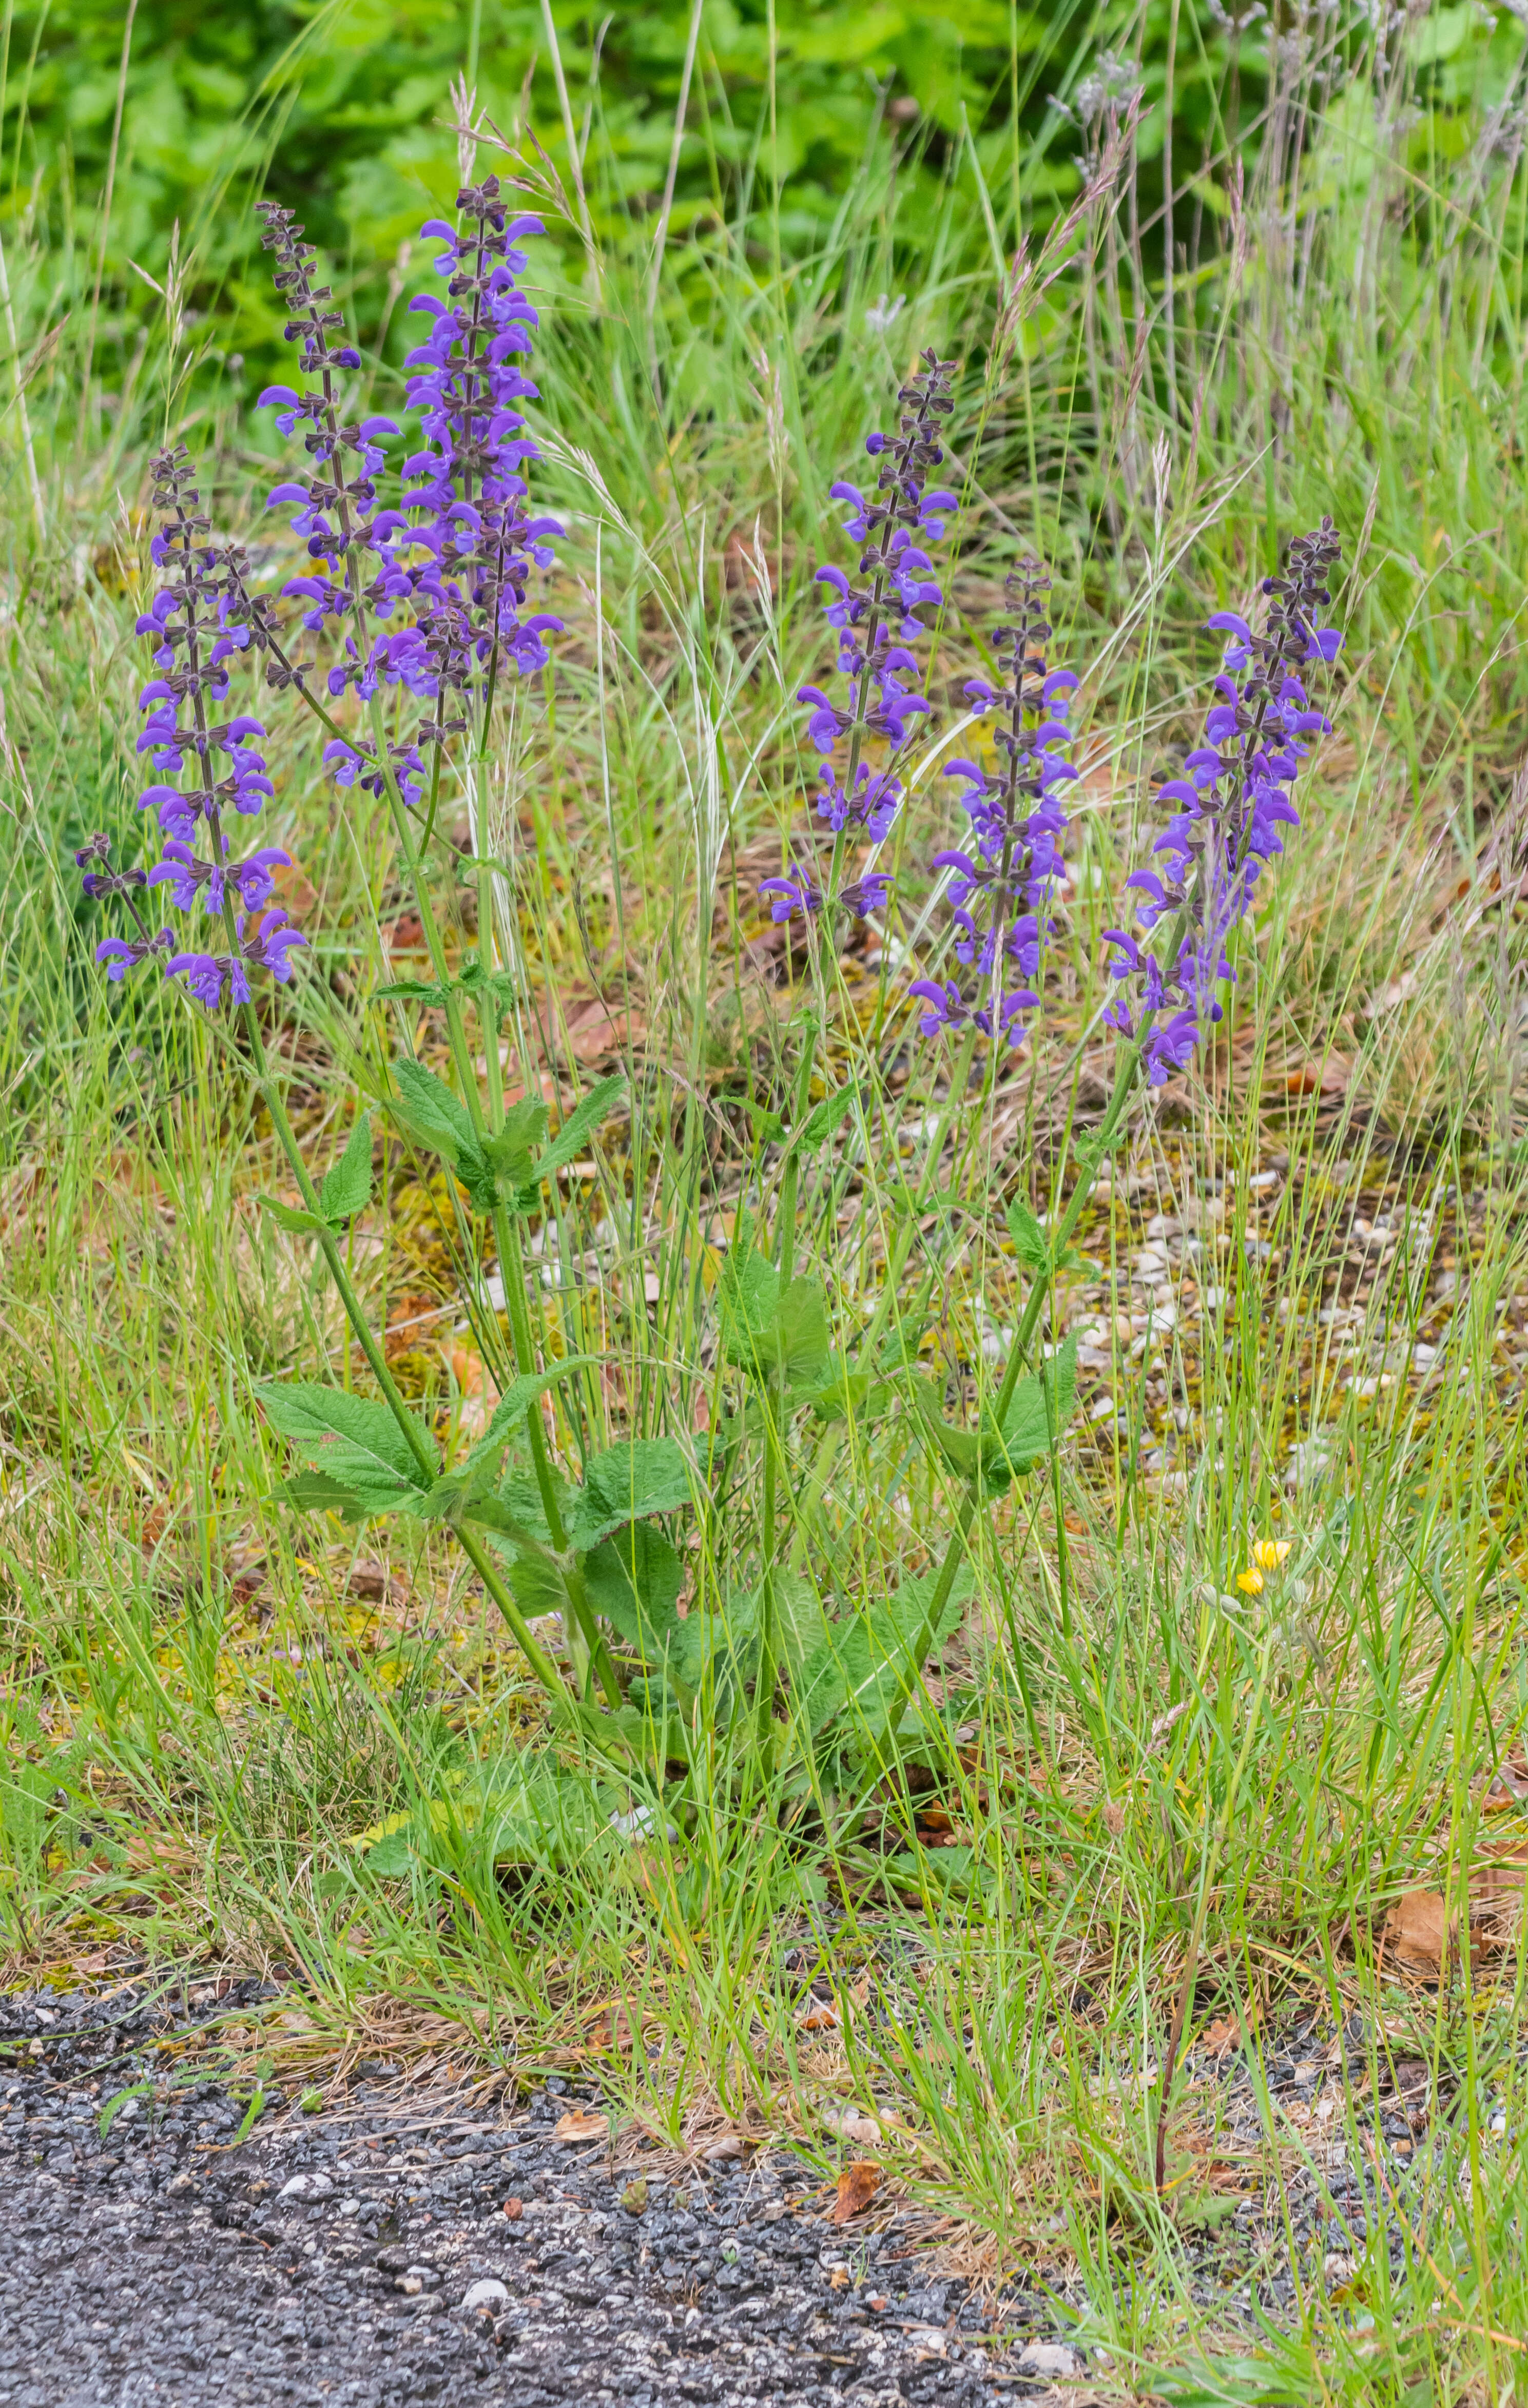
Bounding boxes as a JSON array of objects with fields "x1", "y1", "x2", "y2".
[{"x1": 4, "y1": 8, "x2": 1528, "y2": 2399}]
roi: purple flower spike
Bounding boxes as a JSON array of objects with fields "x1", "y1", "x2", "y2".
[
  {"x1": 80, "y1": 442, "x2": 307, "y2": 1014},
  {"x1": 257, "y1": 178, "x2": 562, "y2": 792},
  {"x1": 1106, "y1": 520, "x2": 1343, "y2": 1081},
  {"x1": 911, "y1": 560, "x2": 1073, "y2": 1053},
  {"x1": 779, "y1": 349, "x2": 959, "y2": 940}
]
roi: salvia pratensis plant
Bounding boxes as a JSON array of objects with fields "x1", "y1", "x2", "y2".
[{"x1": 80, "y1": 184, "x2": 1345, "y2": 1818}]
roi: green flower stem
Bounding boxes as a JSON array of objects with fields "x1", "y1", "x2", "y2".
[
  {"x1": 225, "y1": 962, "x2": 569, "y2": 1700},
  {"x1": 368, "y1": 703, "x2": 581, "y2": 1591},
  {"x1": 785, "y1": 1023, "x2": 980, "y2": 1574},
  {"x1": 877, "y1": 1041, "x2": 1140, "y2": 1753},
  {"x1": 757, "y1": 1037, "x2": 821, "y2": 1753}
]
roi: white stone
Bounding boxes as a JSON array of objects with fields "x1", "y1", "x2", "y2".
[
  {"x1": 279, "y1": 2170, "x2": 334, "y2": 2200},
  {"x1": 1017, "y1": 2340, "x2": 1086, "y2": 2376},
  {"x1": 462, "y1": 2279, "x2": 510, "y2": 2314}
]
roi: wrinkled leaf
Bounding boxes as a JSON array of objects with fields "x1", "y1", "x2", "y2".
[
  {"x1": 582, "y1": 1523, "x2": 685, "y2": 1659},
  {"x1": 797, "y1": 1570, "x2": 971, "y2": 1735},
  {"x1": 259, "y1": 1194, "x2": 332, "y2": 1237},
  {"x1": 795, "y1": 1084, "x2": 860, "y2": 1154},
  {"x1": 571, "y1": 1438, "x2": 694, "y2": 1550},
  {"x1": 983, "y1": 1337, "x2": 1077, "y2": 1480},
  {"x1": 258, "y1": 1382, "x2": 436, "y2": 1513},
  {"x1": 777, "y1": 1275, "x2": 832, "y2": 1385},
  {"x1": 535, "y1": 1073, "x2": 627, "y2": 1183},
  {"x1": 462, "y1": 1358, "x2": 600, "y2": 1475},
  {"x1": 393, "y1": 1057, "x2": 478, "y2": 1163},
  {"x1": 1005, "y1": 1196, "x2": 1051, "y2": 1273},
  {"x1": 281, "y1": 1469, "x2": 371, "y2": 1521}
]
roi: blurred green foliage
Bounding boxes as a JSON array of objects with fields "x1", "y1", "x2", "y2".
[{"x1": 5, "y1": 0, "x2": 1526, "y2": 388}]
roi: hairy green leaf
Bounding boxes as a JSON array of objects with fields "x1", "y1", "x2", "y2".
[
  {"x1": 392, "y1": 1058, "x2": 479, "y2": 1169},
  {"x1": 582, "y1": 1523, "x2": 685, "y2": 1659},
  {"x1": 462, "y1": 1357, "x2": 601, "y2": 1475},
  {"x1": 535, "y1": 1073, "x2": 627, "y2": 1182},
  {"x1": 1005, "y1": 1196, "x2": 1051, "y2": 1273},
  {"x1": 794, "y1": 1084, "x2": 860, "y2": 1153},
  {"x1": 258, "y1": 1381, "x2": 436, "y2": 1511},
  {"x1": 319, "y1": 1112, "x2": 374, "y2": 1224},
  {"x1": 571, "y1": 1438, "x2": 694, "y2": 1549},
  {"x1": 259, "y1": 1195, "x2": 332, "y2": 1237}
]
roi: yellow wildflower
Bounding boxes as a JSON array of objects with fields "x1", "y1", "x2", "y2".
[{"x1": 1236, "y1": 1539, "x2": 1291, "y2": 1595}]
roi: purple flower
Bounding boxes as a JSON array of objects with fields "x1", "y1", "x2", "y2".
[
  {"x1": 759, "y1": 869, "x2": 822, "y2": 923},
  {"x1": 257, "y1": 180, "x2": 563, "y2": 815},
  {"x1": 1105, "y1": 520, "x2": 1343, "y2": 1084},
  {"x1": 147, "y1": 839, "x2": 292, "y2": 915},
  {"x1": 96, "y1": 931, "x2": 171, "y2": 981},
  {"x1": 910, "y1": 560, "x2": 1073, "y2": 1052},
  {"x1": 81, "y1": 443, "x2": 306, "y2": 1006},
  {"x1": 759, "y1": 865, "x2": 893, "y2": 926},
  {"x1": 166, "y1": 909, "x2": 306, "y2": 1009},
  {"x1": 779, "y1": 350, "x2": 959, "y2": 930}
]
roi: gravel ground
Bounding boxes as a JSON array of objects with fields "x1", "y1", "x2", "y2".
[{"x1": 0, "y1": 1982, "x2": 1088, "y2": 2408}]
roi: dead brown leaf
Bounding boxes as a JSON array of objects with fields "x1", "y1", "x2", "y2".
[
  {"x1": 552, "y1": 2108, "x2": 607, "y2": 2142},
  {"x1": 832, "y1": 2160, "x2": 882, "y2": 2224},
  {"x1": 1384, "y1": 1887, "x2": 1452, "y2": 1974},
  {"x1": 1200, "y1": 2006, "x2": 1259, "y2": 2055}
]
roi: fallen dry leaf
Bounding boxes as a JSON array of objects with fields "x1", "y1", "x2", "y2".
[
  {"x1": 832, "y1": 2160, "x2": 881, "y2": 2224},
  {"x1": 829, "y1": 2158, "x2": 872, "y2": 2225},
  {"x1": 1384, "y1": 1887, "x2": 1451, "y2": 1974},
  {"x1": 552, "y1": 2108, "x2": 607, "y2": 2142},
  {"x1": 702, "y1": 2132, "x2": 746, "y2": 2163},
  {"x1": 1200, "y1": 2007, "x2": 1258, "y2": 2055},
  {"x1": 798, "y1": 2002, "x2": 842, "y2": 2032}
]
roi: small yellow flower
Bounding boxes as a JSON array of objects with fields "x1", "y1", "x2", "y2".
[{"x1": 1235, "y1": 1539, "x2": 1291, "y2": 1596}]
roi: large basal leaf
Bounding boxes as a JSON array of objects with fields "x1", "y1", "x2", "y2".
[
  {"x1": 776, "y1": 1275, "x2": 831, "y2": 1385},
  {"x1": 492, "y1": 1468, "x2": 576, "y2": 1550},
  {"x1": 718, "y1": 1232, "x2": 781, "y2": 1379},
  {"x1": 258, "y1": 1382, "x2": 436, "y2": 1511},
  {"x1": 280, "y1": 1469, "x2": 370, "y2": 1522},
  {"x1": 357, "y1": 1755, "x2": 614, "y2": 1877},
  {"x1": 769, "y1": 1572, "x2": 829, "y2": 1680},
  {"x1": 796, "y1": 1570, "x2": 972, "y2": 1735},
  {"x1": 581, "y1": 1522, "x2": 684, "y2": 1659},
  {"x1": 570, "y1": 1438, "x2": 695, "y2": 1550}
]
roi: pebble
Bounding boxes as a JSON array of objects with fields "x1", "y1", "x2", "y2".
[
  {"x1": 277, "y1": 2169, "x2": 333, "y2": 2199},
  {"x1": 462, "y1": 2278, "x2": 510, "y2": 2313},
  {"x1": 1017, "y1": 2340, "x2": 1087, "y2": 2376}
]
